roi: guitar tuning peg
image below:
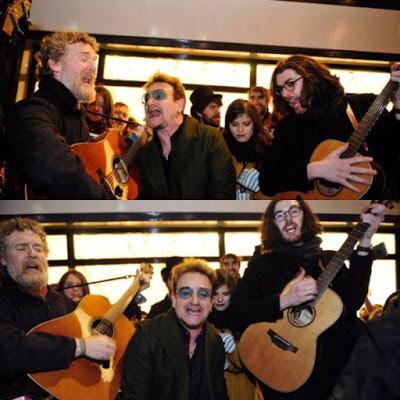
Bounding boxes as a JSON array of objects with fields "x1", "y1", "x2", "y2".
[{"x1": 21, "y1": 1, "x2": 32, "y2": 24}]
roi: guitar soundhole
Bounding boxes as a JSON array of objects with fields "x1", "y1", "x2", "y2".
[
  {"x1": 315, "y1": 179, "x2": 342, "y2": 197},
  {"x1": 113, "y1": 156, "x2": 129, "y2": 184},
  {"x1": 288, "y1": 304, "x2": 315, "y2": 327},
  {"x1": 91, "y1": 318, "x2": 114, "y2": 337}
]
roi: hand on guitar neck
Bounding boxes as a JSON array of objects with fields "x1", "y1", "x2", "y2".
[
  {"x1": 358, "y1": 202, "x2": 386, "y2": 248},
  {"x1": 74, "y1": 335, "x2": 116, "y2": 359},
  {"x1": 307, "y1": 142, "x2": 376, "y2": 194}
]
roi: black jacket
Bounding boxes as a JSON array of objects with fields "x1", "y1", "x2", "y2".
[
  {"x1": 329, "y1": 310, "x2": 400, "y2": 400},
  {"x1": 121, "y1": 308, "x2": 228, "y2": 400},
  {"x1": 229, "y1": 249, "x2": 373, "y2": 400},
  {"x1": 260, "y1": 94, "x2": 400, "y2": 198},
  {"x1": 0, "y1": 273, "x2": 76, "y2": 399},
  {"x1": 4, "y1": 76, "x2": 104, "y2": 199},
  {"x1": 147, "y1": 295, "x2": 172, "y2": 319}
]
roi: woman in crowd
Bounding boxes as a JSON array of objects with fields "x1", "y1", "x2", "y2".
[
  {"x1": 85, "y1": 86, "x2": 114, "y2": 137},
  {"x1": 223, "y1": 99, "x2": 271, "y2": 200},
  {"x1": 209, "y1": 269, "x2": 263, "y2": 400},
  {"x1": 56, "y1": 270, "x2": 90, "y2": 303}
]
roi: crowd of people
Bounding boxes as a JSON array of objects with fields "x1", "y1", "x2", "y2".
[
  {"x1": 1, "y1": 30, "x2": 399, "y2": 199},
  {"x1": 1, "y1": 199, "x2": 399, "y2": 399}
]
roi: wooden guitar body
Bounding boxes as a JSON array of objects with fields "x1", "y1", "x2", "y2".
[
  {"x1": 28, "y1": 294, "x2": 135, "y2": 400},
  {"x1": 279, "y1": 139, "x2": 383, "y2": 200},
  {"x1": 238, "y1": 288, "x2": 343, "y2": 393},
  {"x1": 72, "y1": 129, "x2": 139, "y2": 200}
]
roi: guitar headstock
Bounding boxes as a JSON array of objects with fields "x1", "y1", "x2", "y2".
[
  {"x1": 139, "y1": 262, "x2": 154, "y2": 275},
  {"x1": 370, "y1": 200, "x2": 397, "y2": 210},
  {"x1": 1, "y1": 0, "x2": 31, "y2": 43}
]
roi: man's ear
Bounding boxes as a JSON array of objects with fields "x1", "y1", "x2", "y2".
[
  {"x1": 171, "y1": 291, "x2": 176, "y2": 308},
  {"x1": 48, "y1": 58, "x2": 62, "y2": 74},
  {"x1": 176, "y1": 97, "x2": 185, "y2": 114},
  {"x1": 196, "y1": 112, "x2": 203, "y2": 122}
]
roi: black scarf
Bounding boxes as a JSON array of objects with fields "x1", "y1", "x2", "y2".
[{"x1": 274, "y1": 234, "x2": 322, "y2": 265}]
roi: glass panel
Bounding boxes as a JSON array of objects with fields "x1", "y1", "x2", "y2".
[
  {"x1": 74, "y1": 232, "x2": 219, "y2": 259},
  {"x1": 47, "y1": 235, "x2": 68, "y2": 261},
  {"x1": 368, "y1": 260, "x2": 396, "y2": 306},
  {"x1": 48, "y1": 266, "x2": 69, "y2": 286},
  {"x1": 256, "y1": 64, "x2": 275, "y2": 89},
  {"x1": 104, "y1": 55, "x2": 250, "y2": 88}
]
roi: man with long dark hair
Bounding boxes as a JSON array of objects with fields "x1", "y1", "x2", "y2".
[
  {"x1": 229, "y1": 199, "x2": 385, "y2": 400},
  {"x1": 259, "y1": 55, "x2": 400, "y2": 198}
]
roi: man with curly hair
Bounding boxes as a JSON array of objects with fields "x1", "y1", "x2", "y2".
[{"x1": 4, "y1": 31, "x2": 105, "y2": 199}]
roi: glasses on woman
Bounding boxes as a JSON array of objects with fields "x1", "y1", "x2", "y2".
[
  {"x1": 177, "y1": 286, "x2": 212, "y2": 300},
  {"x1": 274, "y1": 76, "x2": 303, "y2": 96},
  {"x1": 141, "y1": 89, "x2": 169, "y2": 104},
  {"x1": 274, "y1": 205, "x2": 302, "y2": 222}
]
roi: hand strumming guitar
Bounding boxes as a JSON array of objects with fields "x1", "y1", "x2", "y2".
[
  {"x1": 279, "y1": 267, "x2": 318, "y2": 310},
  {"x1": 74, "y1": 335, "x2": 116, "y2": 359}
]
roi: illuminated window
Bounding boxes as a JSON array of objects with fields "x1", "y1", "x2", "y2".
[
  {"x1": 74, "y1": 232, "x2": 219, "y2": 259},
  {"x1": 47, "y1": 235, "x2": 68, "y2": 261},
  {"x1": 104, "y1": 56, "x2": 250, "y2": 88}
]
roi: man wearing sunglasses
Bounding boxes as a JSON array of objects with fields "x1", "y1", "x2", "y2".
[
  {"x1": 230, "y1": 199, "x2": 385, "y2": 400},
  {"x1": 136, "y1": 72, "x2": 235, "y2": 199},
  {"x1": 122, "y1": 258, "x2": 228, "y2": 400},
  {"x1": 259, "y1": 55, "x2": 400, "y2": 198}
]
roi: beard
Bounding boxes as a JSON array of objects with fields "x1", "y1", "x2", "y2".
[
  {"x1": 62, "y1": 73, "x2": 96, "y2": 103},
  {"x1": 8, "y1": 263, "x2": 49, "y2": 291},
  {"x1": 203, "y1": 115, "x2": 220, "y2": 128}
]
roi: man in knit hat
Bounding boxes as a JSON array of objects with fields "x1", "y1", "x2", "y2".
[{"x1": 190, "y1": 86, "x2": 223, "y2": 129}]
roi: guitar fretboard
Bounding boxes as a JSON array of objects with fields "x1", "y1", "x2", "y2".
[{"x1": 342, "y1": 80, "x2": 399, "y2": 158}]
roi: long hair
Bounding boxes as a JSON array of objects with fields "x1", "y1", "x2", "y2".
[
  {"x1": 270, "y1": 55, "x2": 344, "y2": 116},
  {"x1": 56, "y1": 270, "x2": 90, "y2": 296},
  {"x1": 261, "y1": 199, "x2": 321, "y2": 250},
  {"x1": 224, "y1": 99, "x2": 271, "y2": 156}
]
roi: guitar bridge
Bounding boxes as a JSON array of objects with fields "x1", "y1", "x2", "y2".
[{"x1": 267, "y1": 329, "x2": 298, "y2": 353}]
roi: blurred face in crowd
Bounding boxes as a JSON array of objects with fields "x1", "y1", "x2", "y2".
[
  {"x1": 229, "y1": 113, "x2": 254, "y2": 143},
  {"x1": 51, "y1": 42, "x2": 97, "y2": 103},
  {"x1": 63, "y1": 273, "x2": 85, "y2": 303},
  {"x1": 86, "y1": 92, "x2": 105, "y2": 123},
  {"x1": 0, "y1": 230, "x2": 48, "y2": 290},
  {"x1": 213, "y1": 284, "x2": 231, "y2": 311},
  {"x1": 113, "y1": 104, "x2": 130, "y2": 130},
  {"x1": 249, "y1": 90, "x2": 268, "y2": 115},
  {"x1": 200, "y1": 101, "x2": 221, "y2": 128},
  {"x1": 275, "y1": 68, "x2": 305, "y2": 115},
  {"x1": 144, "y1": 82, "x2": 184, "y2": 131},
  {"x1": 274, "y1": 200, "x2": 304, "y2": 243},
  {"x1": 172, "y1": 272, "x2": 213, "y2": 331},
  {"x1": 221, "y1": 257, "x2": 240, "y2": 281}
]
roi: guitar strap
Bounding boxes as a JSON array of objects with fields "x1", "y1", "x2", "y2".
[{"x1": 346, "y1": 102, "x2": 369, "y2": 152}]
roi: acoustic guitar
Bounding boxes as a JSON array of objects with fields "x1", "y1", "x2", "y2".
[
  {"x1": 238, "y1": 201, "x2": 393, "y2": 393},
  {"x1": 27, "y1": 263, "x2": 153, "y2": 400},
  {"x1": 71, "y1": 127, "x2": 149, "y2": 200},
  {"x1": 278, "y1": 79, "x2": 399, "y2": 200}
]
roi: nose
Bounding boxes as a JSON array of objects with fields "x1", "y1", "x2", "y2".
[
  {"x1": 27, "y1": 245, "x2": 39, "y2": 257},
  {"x1": 217, "y1": 294, "x2": 223, "y2": 302},
  {"x1": 190, "y1": 293, "x2": 201, "y2": 304}
]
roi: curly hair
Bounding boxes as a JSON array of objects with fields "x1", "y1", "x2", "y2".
[
  {"x1": 261, "y1": 198, "x2": 321, "y2": 250},
  {"x1": 35, "y1": 31, "x2": 99, "y2": 78},
  {"x1": 143, "y1": 72, "x2": 186, "y2": 103},
  {"x1": 270, "y1": 54, "x2": 344, "y2": 116},
  {"x1": 0, "y1": 217, "x2": 49, "y2": 259}
]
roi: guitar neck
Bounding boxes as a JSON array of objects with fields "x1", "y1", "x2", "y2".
[
  {"x1": 343, "y1": 80, "x2": 399, "y2": 158},
  {"x1": 102, "y1": 278, "x2": 141, "y2": 326},
  {"x1": 313, "y1": 221, "x2": 370, "y2": 303}
]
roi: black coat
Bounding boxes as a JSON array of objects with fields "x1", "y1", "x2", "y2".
[
  {"x1": 0, "y1": 273, "x2": 76, "y2": 399},
  {"x1": 329, "y1": 310, "x2": 400, "y2": 400},
  {"x1": 147, "y1": 295, "x2": 171, "y2": 319},
  {"x1": 4, "y1": 76, "x2": 104, "y2": 199},
  {"x1": 229, "y1": 249, "x2": 373, "y2": 400},
  {"x1": 260, "y1": 94, "x2": 400, "y2": 198},
  {"x1": 137, "y1": 116, "x2": 235, "y2": 199},
  {"x1": 121, "y1": 308, "x2": 228, "y2": 400}
]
